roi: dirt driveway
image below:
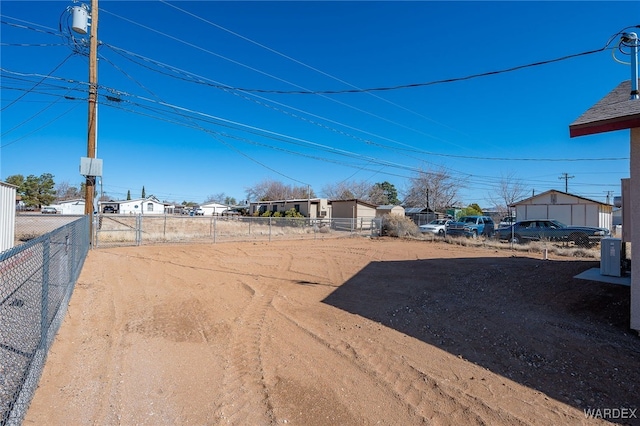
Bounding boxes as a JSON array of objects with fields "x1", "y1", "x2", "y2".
[{"x1": 24, "y1": 237, "x2": 638, "y2": 425}]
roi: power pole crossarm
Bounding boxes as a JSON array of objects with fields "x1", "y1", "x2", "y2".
[{"x1": 559, "y1": 172, "x2": 574, "y2": 193}]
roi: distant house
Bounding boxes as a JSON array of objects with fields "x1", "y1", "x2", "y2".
[
  {"x1": 376, "y1": 205, "x2": 405, "y2": 217},
  {"x1": 117, "y1": 196, "x2": 166, "y2": 215},
  {"x1": 51, "y1": 199, "x2": 85, "y2": 215},
  {"x1": 511, "y1": 189, "x2": 612, "y2": 230},
  {"x1": 249, "y1": 198, "x2": 330, "y2": 218}
]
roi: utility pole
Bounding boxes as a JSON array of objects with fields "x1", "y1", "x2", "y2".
[
  {"x1": 558, "y1": 172, "x2": 574, "y2": 193},
  {"x1": 83, "y1": 0, "x2": 98, "y2": 241},
  {"x1": 605, "y1": 190, "x2": 614, "y2": 204}
]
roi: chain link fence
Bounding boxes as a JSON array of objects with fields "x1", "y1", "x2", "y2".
[
  {"x1": 95, "y1": 214, "x2": 382, "y2": 247},
  {"x1": 14, "y1": 214, "x2": 83, "y2": 247},
  {"x1": 1, "y1": 216, "x2": 89, "y2": 425}
]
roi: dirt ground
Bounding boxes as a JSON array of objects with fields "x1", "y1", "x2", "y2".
[{"x1": 23, "y1": 237, "x2": 639, "y2": 425}]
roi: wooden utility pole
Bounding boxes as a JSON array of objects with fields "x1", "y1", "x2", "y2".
[
  {"x1": 558, "y1": 172, "x2": 574, "y2": 193},
  {"x1": 84, "y1": 0, "x2": 98, "y2": 241}
]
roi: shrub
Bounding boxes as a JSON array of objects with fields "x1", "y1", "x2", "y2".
[
  {"x1": 381, "y1": 214, "x2": 421, "y2": 238},
  {"x1": 284, "y1": 208, "x2": 303, "y2": 218}
]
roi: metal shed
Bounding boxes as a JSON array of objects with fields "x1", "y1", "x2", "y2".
[{"x1": 0, "y1": 181, "x2": 17, "y2": 252}]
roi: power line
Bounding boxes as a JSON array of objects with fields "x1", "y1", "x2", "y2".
[
  {"x1": 4, "y1": 18, "x2": 635, "y2": 163},
  {"x1": 159, "y1": 0, "x2": 471, "y2": 142},
  {"x1": 1, "y1": 53, "x2": 75, "y2": 112},
  {"x1": 218, "y1": 25, "x2": 640, "y2": 95},
  {"x1": 1, "y1": 67, "x2": 630, "y2": 192},
  {"x1": 558, "y1": 172, "x2": 575, "y2": 192}
]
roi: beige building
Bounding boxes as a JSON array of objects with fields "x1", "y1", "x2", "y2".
[
  {"x1": 250, "y1": 198, "x2": 330, "y2": 218},
  {"x1": 329, "y1": 199, "x2": 378, "y2": 220},
  {"x1": 376, "y1": 205, "x2": 405, "y2": 217},
  {"x1": 511, "y1": 190, "x2": 612, "y2": 230}
]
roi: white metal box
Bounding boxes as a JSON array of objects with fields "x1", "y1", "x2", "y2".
[{"x1": 80, "y1": 157, "x2": 103, "y2": 177}]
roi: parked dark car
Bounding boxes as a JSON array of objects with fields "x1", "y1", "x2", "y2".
[
  {"x1": 102, "y1": 205, "x2": 116, "y2": 213},
  {"x1": 446, "y1": 215, "x2": 495, "y2": 238},
  {"x1": 494, "y1": 219, "x2": 610, "y2": 247}
]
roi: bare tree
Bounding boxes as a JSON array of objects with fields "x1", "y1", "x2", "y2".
[
  {"x1": 245, "y1": 179, "x2": 314, "y2": 201},
  {"x1": 321, "y1": 180, "x2": 372, "y2": 200},
  {"x1": 403, "y1": 167, "x2": 465, "y2": 212},
  {"x1": 204, "y1": 192, "x2": 227, "y2": 204},
  {"x1": 55, "y1": 180, "x2": 82, "y2": 201},
  {"x1": 488, "y1": 172, "x2": 529, "y2": 215}
]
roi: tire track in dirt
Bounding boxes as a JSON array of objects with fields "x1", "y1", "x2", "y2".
[
  {"x1": 269, "y1": 296, "x2": 534, "y2": 425},
  {"x1": 215, "y1": 278, "x2": 276, "y2": 425},
  {"x1": 87, "y1": 254, "x2": 137, "y2": 425}
]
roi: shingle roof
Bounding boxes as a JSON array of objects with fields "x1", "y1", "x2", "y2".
[{"x1": 569, "y1": 79, "x2": 640, "y2": 137}]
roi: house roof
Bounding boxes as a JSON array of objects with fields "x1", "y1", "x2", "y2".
[
  {"x1": 58, "y1": 199, "x2": 85, "y2": 205},
  {"x1": 112, "y1": 196, "x2": 162, "y2": 204},
  {"x1": 569, "y1": 79, "x2": 640, "y2": 137},
  {"x1": 377, "y1": 205, "x2": 403, "y2": 210},
  {"x1": 329, "y1": 199, "x2": 378, "y2": 209},
  {"x1": 404, "y1": 207, "x2": 429, "y2": 214},
  {"x1": 512, "y1": 189, "x2": 610, "y2": 207},
  {"x1": 200, "y1": 202, "x2": 229, "y2": 207},
  {"x1": 251, "y1": 198, "x2": 324, "y2": 204}
]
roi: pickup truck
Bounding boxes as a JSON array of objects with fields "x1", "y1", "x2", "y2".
[{"x1": 446, "y1": 216, "x2": 495, "y2": 238}]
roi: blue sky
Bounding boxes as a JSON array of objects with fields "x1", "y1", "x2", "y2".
[{"x1": 1, "y1": 1, "x2": 638, "y2": 206}]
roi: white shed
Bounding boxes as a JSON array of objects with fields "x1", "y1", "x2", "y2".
[
  {"x1": 0, "y1": 181, "x2": 17, "y2": 252},
  {"x1": 512, "y1": 190, "x2": 612, "y2": 230}
]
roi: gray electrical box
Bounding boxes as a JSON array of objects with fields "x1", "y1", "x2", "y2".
[
  {"x1": 600, "y1": 237, "x2": 623, "y2": 277},
  {"x1": 80, "y1": 157, "x2": 103, "y2": 177}
]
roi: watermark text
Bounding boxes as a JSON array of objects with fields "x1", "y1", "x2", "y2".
[{"x1": 584, "y1": 407, "x2": 637, "y2": 420}]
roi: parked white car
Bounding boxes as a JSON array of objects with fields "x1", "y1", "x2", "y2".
[
  {"x1": 498, "y1": 216, "x2": 517, "y2": 228},
  {"x1": 419, "y1": 219, "x2": 451, "y2": 236}
]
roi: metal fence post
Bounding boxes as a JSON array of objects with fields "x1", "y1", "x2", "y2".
[{"x1": 40, "y1": 236, "x2": 50, "y2": 351}]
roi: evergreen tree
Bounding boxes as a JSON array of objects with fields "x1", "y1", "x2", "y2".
[
  {"x1": 141, "y1": 186, "x2": 146, "y2": 198},
  {"x1": 369, "y1": 181, "x2": 400, "y2": 205},
  {"x1": 7, "y1": 173, "x2": 56, "y2": 207},
  {"x1": 127, "y1": 190, "x2": 131, "y2": 200}
]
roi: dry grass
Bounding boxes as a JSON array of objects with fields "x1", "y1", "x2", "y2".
[{"x1": 438, "y1": 235, "x2": 601, "y2": 259}]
